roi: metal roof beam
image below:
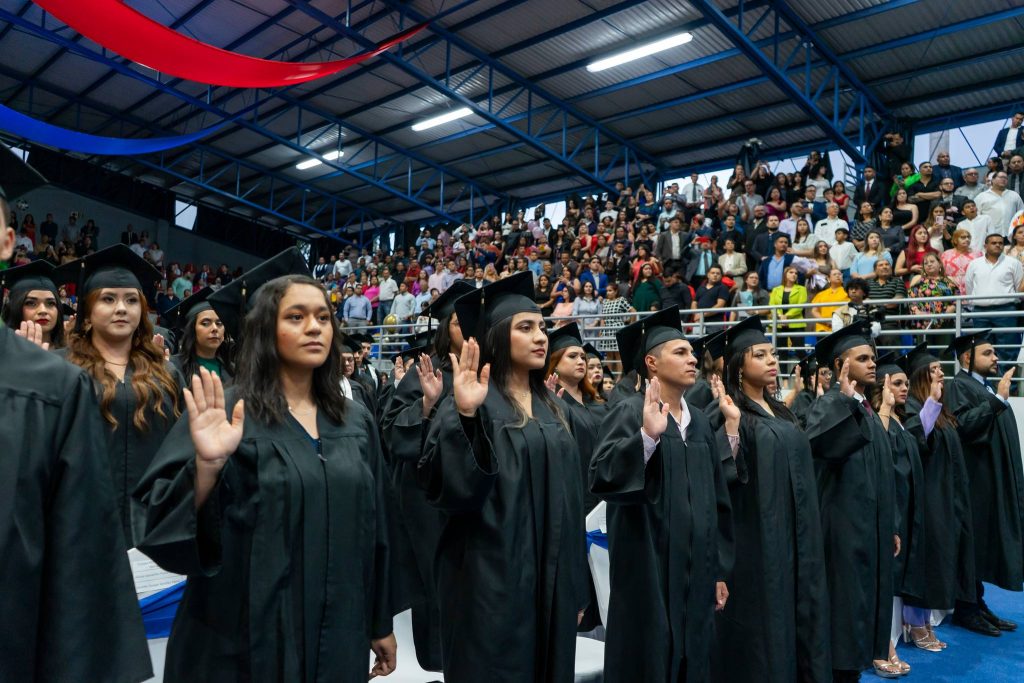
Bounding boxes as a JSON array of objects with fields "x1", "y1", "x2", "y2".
[
  {"x1": 284, "y1": 0, "x2": 661, "y2": 194},
  {"x1": 0, "y1": 8, "x2": 499, "y2": 226}
]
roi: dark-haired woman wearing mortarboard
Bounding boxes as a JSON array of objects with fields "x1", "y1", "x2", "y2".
[
  {"x1": 418, "y1": 272, "x2": 588, "y2": 683},
  {"x1": 164, "y1": 286, "x2": 234, "y2": 387},
  {"x1": 709, "y1": 316, "x2": 831, "y2": 683},
  {"x1": 133, "y1": 248, "x2": 399, "y2": 681},
  {"x1": 1, "y1": 259, "x2": 68, "y2": 349},
  {"x1": 53, "y1": 244, "x2": 183, "y2": 544}
]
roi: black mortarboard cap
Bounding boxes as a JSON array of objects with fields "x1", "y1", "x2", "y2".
[
  {"x1": 901, "y1": 342, "x2": 939, "y2": 377},
  {"x1": 161, "y1": 286, "x2": 215, "y2": 331},
  {"x1": 340, "y1": 334, "x2": 362, "y2": 354},
  {"x1": 796, "y1": 348, "x2": 819, "y2": 380},
  {"x1": 53, "y1": 244, "x2": 161, "y2": 298},
  {"x1": 583, "y1": 342, "x2": 604, "y2": 361},
  {"x1": 392, "y1": 330, "x2": 433, "y2": 361},
  {"x1": 701, "y1": 329, "x2": 728, "y2": 361},
  {"x1": 815, "y1": 319, "x2": 874, "y2": 367},
  {"x1": 208, "y1": 247, "x2": 311, "y2": 337},
  {"x1": 424, "y1": 280, "x2": 475, "y2": 326},
  {"x1": 0, "y1": 260, "x2": 59, "y2": 298},
  {"x1": 946, "y1": 330, "x2": 992, "y2": 358},
  {"x1": 602, "y1": 365, "x2": 615, "y2": 380},
  {"x1": 454, "y1": 271, "x2": 539, "y2": 340},
  {"x1": 0, "y1": 145, "x2": 47, "y2": 201},
  {"x1": 723, "y1": 315, "x2": 770, "y2": 361},
  {"x1": 548, "y1": 322, "x2": 584, "y2": 355},
  {"x1": 616, "y1": 306, "x2": 698, "y2": 377},
  {"x1": 876, "y1": 351, "x2": 904, "y2": 379}
]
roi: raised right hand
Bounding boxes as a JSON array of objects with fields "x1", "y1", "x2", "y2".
[
  {"x1": 838, "y1": 359, "x2": 857, "y2": 397},
  {"x1": 15, "y1": 320, "x2": 49, "y2": 350},
  {"x1": 929, "y1": 373, "x2": 943, "y2": 401},
  {"x1": 185, "y1": 367, "x2": 244, "y2": 469},
  {"x1": 417, "y1": 353, "x2": 444, "y2": 416},
  {"x1": 997, "y1": 368, "x2": 1015, "y2": 400},
  {"x1": 642, "y1": 376, "x2": 670, "y2": 440},
  {"x1": 450, "y1": 338, "x2": 490, "y2": 417}
]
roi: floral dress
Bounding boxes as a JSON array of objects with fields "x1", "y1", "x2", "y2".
[{"x1": 907, "y1": 276, "x2": 959, "y2": 329}]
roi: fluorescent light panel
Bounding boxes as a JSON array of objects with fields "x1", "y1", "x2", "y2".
[
  {"x1": 587, "y1": 32, "x2": 693, "y2": 72},
  {"x1": 295, "y1": 149, "x2": 342, "y2": 170},
  {"x1": 411, "y1": 107, "x2": 472, "y2": 132}
]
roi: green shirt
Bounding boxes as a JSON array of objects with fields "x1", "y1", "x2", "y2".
[{"x1": 196, "y1": 356, "x2": 222, "y2": 377}]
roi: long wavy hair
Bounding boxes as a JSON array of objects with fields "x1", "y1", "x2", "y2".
[
  {"x1": 723, "y1": 346, "x2": 796, "y2": 423},
  {"x1": 176, "y1": 310, "x2": 235, "y2": 381},
  {"x1": 66, "y1": 290, "x2": 180, "y2": 430},
  {"x1": 3, "y1": 287, "x2": 66, "y2": 348},
  {"x1": 234, "y1": 275, "x2": 347, "y2": 426},
  {"x1": 909, "y1": 365, "x2": 957, "y2": 429},
  {"x1": 868, "y1": 372, "x2": 907, "y2": 422},
  {"x1": 545, "y1": 346, "x2": 602, "y2": 403},
  {"x1": 481, "y1": 316, "x2": 567, "y2": 429}
]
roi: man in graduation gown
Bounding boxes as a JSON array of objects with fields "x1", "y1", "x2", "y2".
[
  {"x1": 804, "y1": 321, "x2": 899, "y2": 682},
  {"x1": 945, "y1": 330, "x2": 1023, "y2": 635},
  {"x1": 0, "y1": 187, "x2": 152, "y2": 682},
  {"x1": 590, "y1": 306, "x2": 734, "y2": 683},
  {"x1": 790, "y1": 349, "x2": 831, "y2": 429}
]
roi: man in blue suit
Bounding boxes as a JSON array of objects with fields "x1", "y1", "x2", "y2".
[{"x1": 994, "y1": 111, "x2": 1024, "y2": 158}]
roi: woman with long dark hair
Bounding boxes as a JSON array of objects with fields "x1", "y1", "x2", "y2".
[
  {"x1": 867, "y1": 353, "x2": 924, "y2": 677},
  {"x1": 134, "y1": 248, "x2": 398, "y2": 681},
  {"x1": 899, "y1": 344, "x2": 976, "y2": 650},
  {"x1": 164, "y1": 286, "x2": 234, "y2": 385},
  {"x1": 54, "y1": 245, "x2": 181, "y2": 543},
  {"x1": 1, "y1": 259, "x2": 67, "y2": 349},
  {"x1": 711, "y1": 315, "x2": 831, "y2": 683},
  {"x1": 419, "y1": 272, "x2": 587, "y2": 682},
  {"x1": 380, "y1": 279, "x2": 474, "y2": 672}
]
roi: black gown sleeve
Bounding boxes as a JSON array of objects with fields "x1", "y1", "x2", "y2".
[
  {"x1": 948, "y1": 383, "x2": 1006, "y2": 444},
  {"x1": 132, "y1": 403, "x2": 235, "y2": 578},
  {"x1": 418, "y1": 398, "x2": 499, "y2": 513},
  {"x1": 804, "y1": 391, "x2": 873, "y2": 462},
  {"x1": 38, "y1": 370, "x2": 153, "y2": 683},
  {"x1": 363, "y1": 407, "x2": 396, "y2": 640},
  {"x1": 705, "y1": 427, "x2": 736, "y2": 582},
  {"x1": 382, "y1": 365, "x2": 432, "y2": 463},
  {"x1": 589, "y1": 398, "x2": 663, "y2": 504}
]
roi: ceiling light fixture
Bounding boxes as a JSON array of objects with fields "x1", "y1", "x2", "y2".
[
  {"x1": 295, "y1": 149, "x2": 343, "y2": 170},
  {"x1": 411, "y1": 107, "x2": 472, "y2": 132},
  {"x1": 586, "y1": 32, "x2": 693, "y2": 72}
]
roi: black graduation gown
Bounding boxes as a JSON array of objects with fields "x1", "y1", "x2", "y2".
[
  {"x1": 344, "y1": 375, "x2": 377, "y2": 416},
  {"x1": 884, "y1": 415, "x2": 927, "y2": 602},
  {"x1": 589, "y1": 394, "x2": 734, "y2": 683},
  {"x1": 606, "y1": 369, "x2": 641, "y2": 405},
  {"x1": 685, "y1": 376, "x2": 714, "y2": 410},
  {"x1": 558, "y1": 392, "x2": 607, "y2": 515},
  {"x1": 56, "y1": 349, "x2": 183, "y2": 544},
  {"x1": 419, "y1": 393, "x2": 588, "y2": 683},
  {"x1": 903, "y1": 396, "x2": 976, "y2": 608},
  {"x1": 805, "y1": 388, "x2": 896, "y2": 671},
  {"x1": 710, "y1": 403, "x2": 831, "y2": 683},
  {"x1": 945, "y1": 371, "x2": 1024, "y2": 590},
  {"x1": 133, "y1": 394, "x2": 394, "y2": 683},
  {"x1": 790, "y1": 389, "x2": 816, "y2": 429},
  {"x1": 0, "y1": 328, "x2": 152, "y2": 683},
  {"x1": 380, "y1": 356, "x2": 453, "y2": 671}
]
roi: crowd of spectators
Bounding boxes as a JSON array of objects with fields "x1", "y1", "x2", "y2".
[{"x1": 309, "y1": 116, "x2": 1024, "y2": 362}]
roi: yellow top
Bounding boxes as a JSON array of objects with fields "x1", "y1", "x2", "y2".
[{"x1": 810, "y1": 286, "x2": 849, "y2": 332}]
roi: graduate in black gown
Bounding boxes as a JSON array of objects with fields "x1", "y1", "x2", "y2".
[
  {"x1": 590, "y1": 306, "x2": 734, "y2": 683},
  {"x1": 584, "y1": 342, "x2": 605, "y2": 390},
  {"x1": 710, "y1": 315, "x2": 831, "y2": 683},
  {"x1": 545, "y1": 323, "x2": 607, "y2": 515},
  {"x1": 0, "y1": 188, "x2": 152, "y2": 683},
  {"x1": 134, "y1": 248, "x2": 399, "y2": 681},
  {"x1": 1, "y1": 260, "x2": 68, "y2": 349},
  {"x1": 685, "y1": 329, "x2": 726, "y2": 410},
  {"x1": 945, "y1": 330, "x2": 1022, "y2": 635},
  {"x1": 164, "y1": 286, "x2": 234, "y2": 386},
  {"x1": 897, "y1": 344, "x2": 976, "y2": 650},
  {"x1": 544, "y1": 323, "x2": 608, "y2": 633},
  {"x1": 418, "y1": 272, "x2": 588, "y2": 683},
  {"x1": 53, "y1": 245, "x2": 183, "y2": 544},
  {"x1": 786, "y1": 349, "x2": 832, "y2": 429},
  {"x1": 339, "y1": 334, "x2": 378, "y2": 414},
  {"x1": 805, "y1": 321, "x2": 899, "y2": 682},
  {"x1": 380, "y1": 279, "x2": 474, "y2": 672},
  {"x1": 867, "y1": 353, "x2": 924, "y2": 675}
]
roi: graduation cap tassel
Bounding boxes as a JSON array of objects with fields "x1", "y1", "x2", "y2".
[
  {"x1": 475, "y1": 290, "x2": 486, "y2": 345},
  {"x1": 75, "y1": 260, "x2": 86, "y2": 332}
]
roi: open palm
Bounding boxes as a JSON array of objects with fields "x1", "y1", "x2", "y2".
[
  {"x1": 451, "y1": 338, "x2": 490, "y2": 417},
  {"x1": 185, "y1": 368, "x2": 245, "y2": 468}
]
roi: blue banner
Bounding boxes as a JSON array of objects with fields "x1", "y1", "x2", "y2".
[{"x1": 138, "y1": 580, "x2": 186, "y2": 639}]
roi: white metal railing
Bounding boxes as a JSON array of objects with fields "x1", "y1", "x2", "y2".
[{"x1": 343, "y1": 291, "x2": 1024, "y2": 388}]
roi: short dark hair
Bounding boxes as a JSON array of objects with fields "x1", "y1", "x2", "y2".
[{"x1": 846, "y1": 278, "x2": 870, "y2": 295}]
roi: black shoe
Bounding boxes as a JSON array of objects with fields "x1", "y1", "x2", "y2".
[
  {"x1": 980, "y1": 606, "x2": 1018, "y2": 631},
  {"x1": 953, "y1": 612, "x2": 1002, "y2": 636}
]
